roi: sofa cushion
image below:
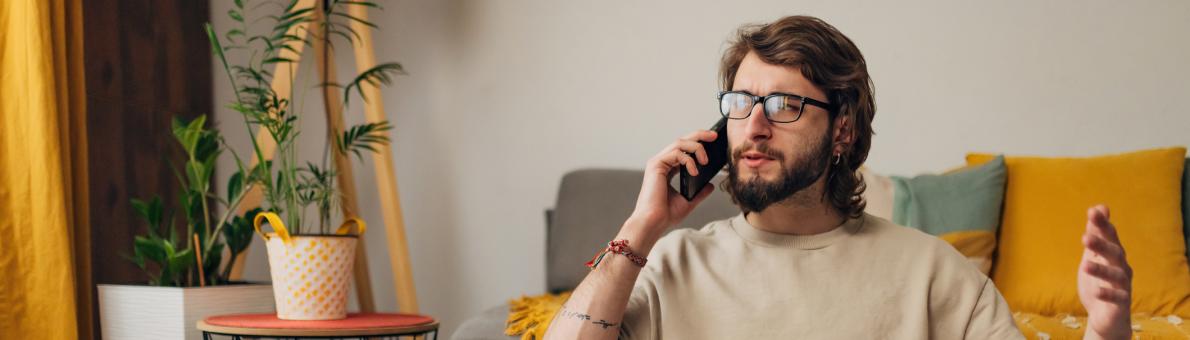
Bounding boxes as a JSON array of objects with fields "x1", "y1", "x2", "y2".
[
  {"x1": 969, "y1": 148, "x2": 1190, "y2": 317},
  {"x1": 889, "y1": 155, "x2": 1006, "y2": 275}
]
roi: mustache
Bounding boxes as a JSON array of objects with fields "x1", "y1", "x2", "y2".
[{"x1": 730, "y1": 141, "x2": 785, "y2": 163}]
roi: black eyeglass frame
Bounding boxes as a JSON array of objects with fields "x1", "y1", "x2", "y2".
[{"x1": 716, "y1": 90, "x2": 836, "y2": 123}]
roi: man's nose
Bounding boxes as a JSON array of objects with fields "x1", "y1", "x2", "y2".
[{"x1": 742, "y1": 103, "x2": 771, "y2": 143}]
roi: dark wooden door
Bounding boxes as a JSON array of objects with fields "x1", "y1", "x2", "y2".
[{"x1": 82, "y1": 1, "x2": 211, "y2": 338}]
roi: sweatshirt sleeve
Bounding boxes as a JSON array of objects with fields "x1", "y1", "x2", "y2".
[
  {"x1": 618, "y1": 281, "x2": 655, "y2": 340},
  {"x1": 618, "y1": 234, "x2": 676, "y2": 340},
  {"x1": 964, "y1": 279, "x2": 1026, "y2": 339}
]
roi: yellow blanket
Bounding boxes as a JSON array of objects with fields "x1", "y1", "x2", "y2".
[
  {"x1": 505, "y1": 291, "x2": 571, "y2": 340},
  {"x1": 1014, "y1": 312, "x2": 1190, "y2": 339}
]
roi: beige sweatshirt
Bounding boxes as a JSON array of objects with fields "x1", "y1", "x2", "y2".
[{"x1": 620, "y1": 213, "x2": 1023, "y2": 339}]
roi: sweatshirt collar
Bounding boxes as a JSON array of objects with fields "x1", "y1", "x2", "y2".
[{"x1": 729, "y1": 213, "x2": 864, "y2": 249}]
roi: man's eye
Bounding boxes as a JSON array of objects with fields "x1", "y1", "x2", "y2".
[
  {"x1": 770, "y1": 98, "x2": 800, "y2": 112},
  {"x1": 733, "y1": 98, "x2": 750, "y2": 109}
]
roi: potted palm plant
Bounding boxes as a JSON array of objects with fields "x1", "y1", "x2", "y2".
[
  {"x1": 206, "y1": 0, "x2": 401, "y2": 321},
  {"x1": 98, "y1": 116, "x2": 275, "y2": 340},
  {"x1": 99, "y1": 0, "x2": 402, "y2": 336}
]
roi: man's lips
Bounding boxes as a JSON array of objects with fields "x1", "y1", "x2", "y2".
[{"x1": 740, "y1": 151, "x2": 774, "y2": 168}]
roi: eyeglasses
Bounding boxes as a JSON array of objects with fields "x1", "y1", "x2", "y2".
[{"x1": 717, "y1": 90, "x2": 835, "y2": 123}]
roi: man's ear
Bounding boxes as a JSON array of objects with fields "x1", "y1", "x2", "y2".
[{"x1": 832, "y1": 114, "x2": 854, "y2": 155}]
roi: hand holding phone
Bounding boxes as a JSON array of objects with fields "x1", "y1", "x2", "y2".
[
  {"x1": 617, "y1": 118, "x2": 727, "y2": 251},
  {"x1": 679, "y1": 117, "x2": 729, "y2": 201}
]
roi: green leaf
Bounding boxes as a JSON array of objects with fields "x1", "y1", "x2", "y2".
[
  {"x1": 185, "y1": 160, "x2": 207, "y2": 192},
  {"x1": 133, "y1": 236, "x2": 168, "y2": 264},
  {"x1": 343, "y1": 63, "x2": 405, "y2": 106},
  {"x1": 172, "y1": 116, "x2": 207, "y2": 155},
  {"x1": 262, "y1": 57, "x2": 295, "y2": 64},
  {"x1": 279, "y1": 6, "x2": 314, "y2": 21},
  {"x1": 224, "y1": 208, "x2": 261, "y2": 257},
  {"x1": 205, "y1": 24, "x2": 234, "y2": 76},
  {"x1": 225, "y1": 29, "x2": 246, "y2": 43},
  {"x1": 201, "y1": 155, "x2": 219, "y2": 188},
  {"x1": 337, "y1": 121, "x2": 392, "y2": 161},
  {"x1": 228, "y1": 9, "x2": 244, "y2": 23},
  {"x1": 195, "y1": 129, "x2": 222, "y2": 164},
  {"x1": 228, "y1": 171, "x2": 245, "y2": 203},
  {"x1": 164, "y1": 248, "x2": 195, "y2": 286},
  {"x1": 327, "y1": 28, "x2": 358, "y2": 46},
  {"x1": 331, "y1": 11, "x2": 378, "y2": 29},
  {"x1": 179, "y1": 189, "x2": 205, "y2": 229},
  {"x1": 202, "y1": 242, "x2": 224, "y2": 283},
  {"x1": 130, "y1": 196, "x2": 164, "y2": 235}
]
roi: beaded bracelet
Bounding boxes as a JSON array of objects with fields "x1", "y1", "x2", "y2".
[{"x1": 585, "y1": 239, "x2": 647, "y2": 269}]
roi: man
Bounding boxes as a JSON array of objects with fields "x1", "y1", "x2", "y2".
[{"x1": 544, "y1": 15, "x2": 1133, "y2": 339}]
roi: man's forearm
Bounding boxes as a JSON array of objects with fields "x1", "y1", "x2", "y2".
[{"x1": 543, "y1": 220, "x2": 659, "y2": 340}]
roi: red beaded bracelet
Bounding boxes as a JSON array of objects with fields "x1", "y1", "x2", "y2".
[{"x1": 585, "y1": 239, "x2": 647, "y2": 269}]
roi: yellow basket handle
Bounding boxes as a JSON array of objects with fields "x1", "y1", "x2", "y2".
[
  {"x1": 253, "y1": 212, "x2": 292, "y2": 244},
  {"x1": 335, "y1": 217, "x2": 366, "y2": 236}
]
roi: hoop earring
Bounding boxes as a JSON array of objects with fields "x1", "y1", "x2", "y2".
[{"x1": 834, "y1": 154, "x2": 842, "y2": 165}]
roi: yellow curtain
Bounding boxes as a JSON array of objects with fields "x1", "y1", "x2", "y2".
[{"x1": 0, "y1": 0, "x2": 91, "y2": 338}]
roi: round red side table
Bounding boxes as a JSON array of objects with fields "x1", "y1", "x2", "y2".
[{"x1": 197, "y1": 312, "x2": 439, "y2": 339}]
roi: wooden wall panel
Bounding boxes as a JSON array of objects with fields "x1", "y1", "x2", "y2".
[{"x1": 82, "y1": 1, "x2": 211, "y2": 338}]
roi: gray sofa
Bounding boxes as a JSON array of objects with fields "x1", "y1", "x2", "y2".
[{"x1": 452, "y1": 168, "x2": 739, "y2": 339}]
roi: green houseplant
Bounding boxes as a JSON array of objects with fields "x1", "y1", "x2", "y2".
[
  {"x1": 204, "y1": 0, "x2": 401, "y2": 320},
  {"x1": 207, "y1": 0, "x2": 399, "y2": 235},
  {"x1": 99, "y1": 115, "x2": 277, "y2": 340},
  {"x1": 99, "y1": 0, "x2": 405, "y2": 337},
  {"x1": 126, "y1": 116, "x2": 262, "y2": 287}
]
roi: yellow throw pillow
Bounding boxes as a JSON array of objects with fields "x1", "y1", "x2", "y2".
[{"x1": 968, "y1": 148, "x2": 1190, "y2": 317}]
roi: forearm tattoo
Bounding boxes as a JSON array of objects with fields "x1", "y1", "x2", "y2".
[{"x1": 558, "y1": 304, "x2": 620, "y2": 330}]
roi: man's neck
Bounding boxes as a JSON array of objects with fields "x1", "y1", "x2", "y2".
[{"x1": 743, "y1": 182, "x2": 847, "y2": 235}]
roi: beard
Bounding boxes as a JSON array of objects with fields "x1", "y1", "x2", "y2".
[{"x1": 724, "y1": 130, "x2": 833, "y2": 214}]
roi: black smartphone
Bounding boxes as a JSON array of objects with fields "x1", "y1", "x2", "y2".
[{"x1": 679, "y1": 116, "x2": 729, "y2": 201}]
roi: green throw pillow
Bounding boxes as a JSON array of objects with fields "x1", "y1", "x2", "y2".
[{"x1": 891, "y1": 155, "x2": 1007, "y2": 275}]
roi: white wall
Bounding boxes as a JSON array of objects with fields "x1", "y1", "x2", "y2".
[{"x1": 213, "y1": 1, "x2": 1190, "y2": 338}]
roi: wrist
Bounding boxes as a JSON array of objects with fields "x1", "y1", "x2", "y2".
[
  {"x1": 1084, "y1": 328, "x2": 1130, "y2": 340},
  {"x1": 615, "y1": 217, "x2": 661, "y2": 257}
]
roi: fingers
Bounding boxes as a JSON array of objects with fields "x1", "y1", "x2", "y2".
[
  {"x1": 682, "y1": 130, "x2": 719, "y2": 143},
  {"x1": 650, "y1": 130, "x2": 720, "y2": 176},
  {"x1": 674, "y1": 139, "x2": 708, "y2": 166},
  {"x1": 1091, "y1": 285, "x2": 1131, "y2": 306},
  {"x1": 1086, "y1": 205, "x2": 1121, "y2": 245},
  {"x1": 1082, "y1": 259, "x2": 1131, "y2": 289},
  {"x1": 1095, "y1": 204, "x2": 1111, "y2": 219},
  {"x1": 1083, "y1": 233, "x2": 1127, "y2": 267},
  {"x1": 648, "y1": 147, "x2": 695, "y2": 176},
  {"x1": 659, "y1": 149, "x2": 699, "y2": 176}
]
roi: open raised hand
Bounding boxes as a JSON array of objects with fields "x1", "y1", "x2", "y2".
[{"x1": 1077, "y1": 205, "x2": 1133, "y2": 340}]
